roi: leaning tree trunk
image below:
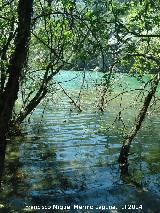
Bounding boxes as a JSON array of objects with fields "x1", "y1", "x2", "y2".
[
  {"x1": 0, "y1": 0, "x2": 33, "y2": 181},
  {"x1": 118, "y1": 74, "x2": 159, "y2": 174},
  {"x1": 12, "y1": 64, "x2": 63, "y2": 127}
]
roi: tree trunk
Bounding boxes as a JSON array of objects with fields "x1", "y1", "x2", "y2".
[
  {"x1": 118, "y1": 74, "x2": 159, "y2": 173},
  {"x1": 0, "y1": 0, "x2": 33, "y2": 182},
  {"x1": 15, "y1": 88, "x2": 47, "y2": 125},
  {"x1": 0, "y1": 135, "x2": 7, "y2": 182},
  {"x1": 13, "y1": 65, "x2": 63, "y2": 126}
]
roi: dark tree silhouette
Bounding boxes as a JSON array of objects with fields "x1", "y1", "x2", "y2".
[{"x1": 0, "y1": 0, "x2": 33, "y2": 181}]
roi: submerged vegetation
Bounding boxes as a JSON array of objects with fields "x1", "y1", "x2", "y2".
[{"x1": 0, "y1": 0, "x2": 160, "y2": 212}]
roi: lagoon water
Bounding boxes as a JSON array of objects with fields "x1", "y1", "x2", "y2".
[{"x1": 0, "y1": 71, "x2": 160, "y2": 212}]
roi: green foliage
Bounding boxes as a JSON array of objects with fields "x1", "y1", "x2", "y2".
[{"x1": 1, "y1": 0, "x2": 160, "y2": 122}]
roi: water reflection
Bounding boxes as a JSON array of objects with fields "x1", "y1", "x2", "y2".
[{"x1": 0, "y1": 72, "x2": 160, "y2": 212}]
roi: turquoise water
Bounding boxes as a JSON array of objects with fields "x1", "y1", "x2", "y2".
[
  {"x1": 55, "y1": 71, "x2": 103, "y2": 89},
  {"x1": 55, "y1": 70, "x2": 152, "y2": 89},
  {"x1": 0, "y1": 71, "x2": 160, "y2": 212}
]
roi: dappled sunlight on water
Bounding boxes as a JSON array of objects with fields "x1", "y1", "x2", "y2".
[{"x1": 0, "y1": 72, "x2": 160, "y2": 212}]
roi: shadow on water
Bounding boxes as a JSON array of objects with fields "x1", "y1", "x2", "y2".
[{"x1": 0, "y1": 72, "x2": 160, "y2": 212}]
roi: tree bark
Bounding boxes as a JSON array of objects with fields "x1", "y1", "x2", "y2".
[
  {"x1": 0, "y1": 135, "x2": 7, "y2": 181},
  {"x1": 0, "y1": 0, "x2": 33, "y2": 182},
  {"x1": 118, "y1": 74, "x2": 159, "y2": 173}
]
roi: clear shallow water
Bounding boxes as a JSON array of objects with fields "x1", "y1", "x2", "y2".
[{"x1": 0, "y1": 71, "x2": 160, "y2": 213}]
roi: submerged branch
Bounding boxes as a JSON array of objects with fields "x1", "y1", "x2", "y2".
[{"x1": 58, "y1": 83, "x2": 82, "y2": 112}]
